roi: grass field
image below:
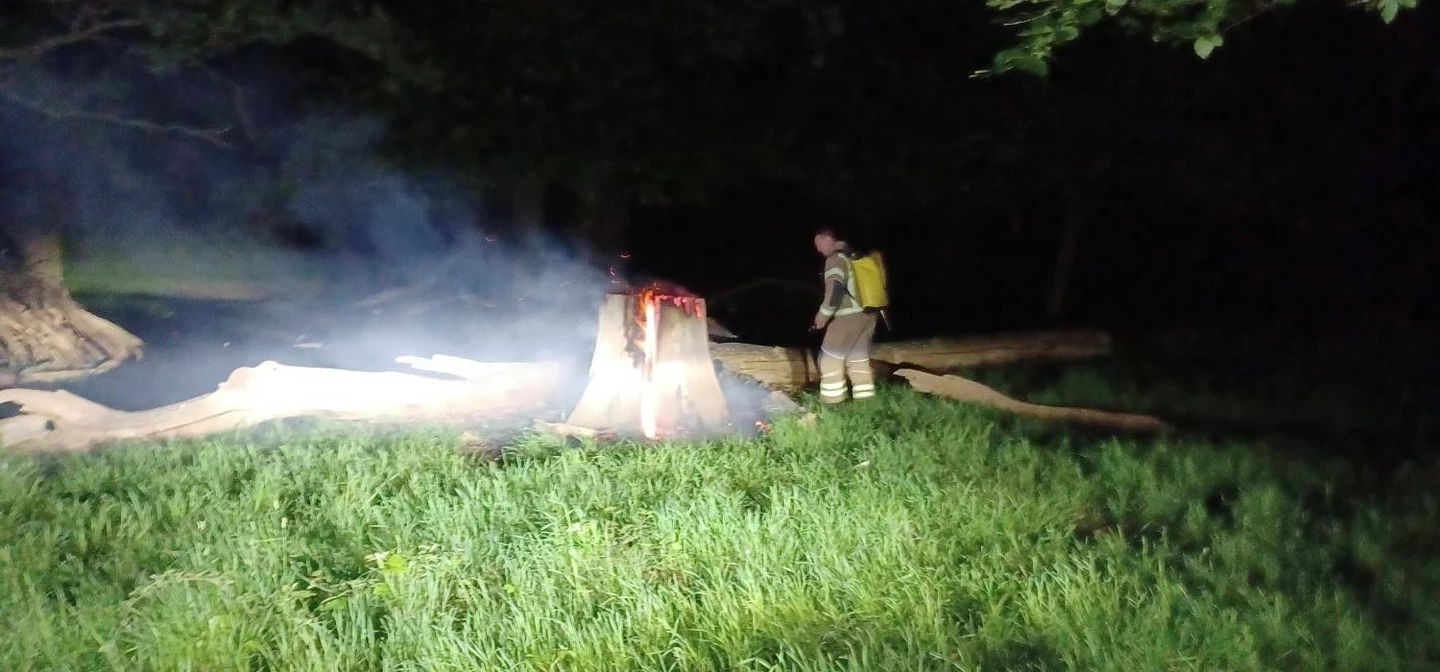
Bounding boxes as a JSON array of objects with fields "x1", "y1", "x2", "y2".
[{"x1": 1, "y1": 365, "x2": 1436, "y2": 671}]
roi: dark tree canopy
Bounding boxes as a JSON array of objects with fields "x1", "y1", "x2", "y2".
[
  {"x1": 1, "y1": 0, "x2": 1435, "y2": 337},
  {"x1": 6, "y1": 0, "x2": 1425, "y2": 202},
  {"x1": 982, "y1": 0, "x2": 1425, "y2": 75}
]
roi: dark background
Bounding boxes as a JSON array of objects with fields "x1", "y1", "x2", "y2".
[
  {"x1": 622, "y1": 2, "x2": 1440, "y2": 342},
  {"x1": 1, "y1": 0, "x2": 1436, "y2": 347}
]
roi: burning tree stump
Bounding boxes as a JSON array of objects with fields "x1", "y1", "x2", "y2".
[{"x1": 567, "y1": 287, "x2": 729, "y2": 438}]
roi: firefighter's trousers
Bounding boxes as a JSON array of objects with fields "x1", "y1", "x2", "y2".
[{"x1": 818, "y1": 312, "x2": 878, "y2": 404}]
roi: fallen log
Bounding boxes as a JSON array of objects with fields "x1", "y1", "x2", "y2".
[
  {"x1": 708, "y1": 343, "x2": 823, "y2": 395},
  {"x1": 0, "y1": 359, "x2": 567, "y2": 452},
  {"x1": 707, "y1": 317, "x2": 738, "y2": 340},
  {"x1": 710, "y1": 330, "x2": 1112, "y2": 393},
  {"x1": 761, "y1": 390, "x2": 805, "y2": 416},
  {"x1": 872, "y1": 330, "x2": 1111, "y2": 369},
  {"x1": 895, "y1": 369, "x2": 1172, "y2": 434}
]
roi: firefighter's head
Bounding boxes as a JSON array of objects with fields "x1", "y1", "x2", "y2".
[{"x1": 813, "y1": 228, "x2": 843, "y2": 256}]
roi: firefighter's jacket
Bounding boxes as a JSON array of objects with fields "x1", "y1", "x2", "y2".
[{"x1": 818, "y1": 249, "x2": 865, "y2": 318}]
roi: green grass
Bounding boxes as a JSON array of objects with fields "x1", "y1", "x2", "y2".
[{"x1": 1, "y1": 384, "x2": 1437, "y2": 671}]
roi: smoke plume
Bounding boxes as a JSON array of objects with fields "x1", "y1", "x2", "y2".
[{"x1": 0, "y1": 60, "x2": 617, "y2": 409}]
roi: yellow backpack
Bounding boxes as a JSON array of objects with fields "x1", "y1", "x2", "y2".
[{"x1": 847, "y1": 251, "x2": 889, "y2": 310}]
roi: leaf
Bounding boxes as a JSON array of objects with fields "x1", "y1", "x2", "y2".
[
  {"x1": 993, "y1": 47, "x2": 1027, "y2": 64},
  {"x1": 993, "y1": 48, "x2": 1048, "y2": 77},
  {"x1": 1193, "y1": 34, "x2": 1224, "y2": 60},
  {"x1": 1379, "y1": 0, "x2": 1400, "y2": 23},
  {"x1": 1014, "y1": 55, "x2": 1050, "y2": 77}
]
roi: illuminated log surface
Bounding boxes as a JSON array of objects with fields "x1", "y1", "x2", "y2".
[
  {"x1": 895, "y1": 369, "x2": 1172, "y2": 434},
  {"x1": 0, "y1": 359, "x2": 565, "y2": 452},
  {"x1": 567, "y1": 290, "x2": 730, "y2": 438},
  {"x1": 709, "y1": 329, "x2": 1113, "y2": 393}
]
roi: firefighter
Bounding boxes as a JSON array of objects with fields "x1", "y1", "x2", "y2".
[{"x1": 811, "y1": 228, "x2": 878, "y2": 403}]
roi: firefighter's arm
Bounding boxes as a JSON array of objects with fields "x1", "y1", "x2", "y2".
[{"x1": 815, "y1": 257, "x2": 846, "y2": 321}]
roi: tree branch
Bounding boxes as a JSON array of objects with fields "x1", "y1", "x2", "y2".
[
  {"x1": 0, "y1": 12, "x2": 234, "y2": 147},
  {"x1": 0, "y1": 20, "x2": 142, "y2": 62},
  {"x1": 0, "y1": 88, "x2": 232, "y2": 147},
  {"x1": 203, "y1": 67, "x2": 257, "y2": 141}
]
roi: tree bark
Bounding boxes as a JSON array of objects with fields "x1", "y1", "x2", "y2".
[
  {"x1": 576, "y1": 179, "x2": 630, "y2": 259},
  {"x1": 1045, "y1": 183, "x2": 1089, "y2": 319},
  {"x1": 0, "y1": 231, "x2": 144, "y2": 383},
  {"x1": 513, "y1": 173, "x2": 546, "y2": 233},
  {"x1": 22, "y1": 234, "x2": 65, "y2": 288},
  {"x1": 1007, "y1": 193, "x2": 1026, "y2": 236}
]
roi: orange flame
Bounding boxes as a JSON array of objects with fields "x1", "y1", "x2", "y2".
[{"x1": 631, "y1": 284, "x2": 706, "y2": 440}]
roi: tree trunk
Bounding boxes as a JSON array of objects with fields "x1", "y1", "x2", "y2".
[
  {"x1": 1045, "y1": 183, "x2": 1090, "y2": 319},
  {"x1": 508, "y1": 173, "x2": 549, "y2": 292},
  {"x1": 513, "y1": 173, "x2": 546, "y2": 234},
  {"x1": 0, "y1": 231, "x2": 144, "y2": 383},
  {"x1": 22, "y1": 234, "x2": 65, "y2": 287},
  {"x1": 576, "y1": 179, "x2": 630, "y2": 259},
  {"x1": 1007, "y1": 193, "x2": 1025, "y2": 236}
]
